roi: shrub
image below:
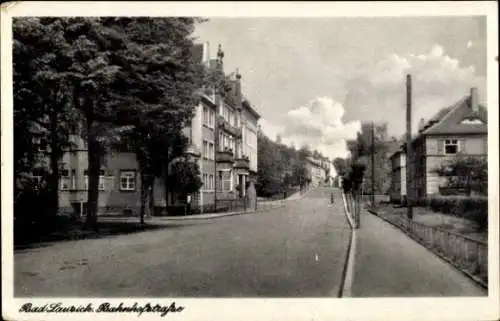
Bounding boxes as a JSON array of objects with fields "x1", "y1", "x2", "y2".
[{"x1": 426, "y1": 195, "x2": 488, "y2": 231}]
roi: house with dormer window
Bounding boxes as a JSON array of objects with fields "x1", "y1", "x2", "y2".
[{"x1": 390, "y1": 88, "x2": 487, "y2": 203}]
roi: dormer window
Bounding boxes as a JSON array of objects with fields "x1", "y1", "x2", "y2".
[
  {"x1": 460, "y1": 118, "x2": 484, "y2": 125},
  {"x1": 444, "y1": 139, "x2": 459, "y2": 155}
]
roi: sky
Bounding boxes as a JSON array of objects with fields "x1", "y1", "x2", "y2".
[{"x1": 193, "y1": 17, "x2": 487, "y2": 162}]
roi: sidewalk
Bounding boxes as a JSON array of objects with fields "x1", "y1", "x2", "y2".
[
  {"x1": 98, "y1": 188, "x2": 312, "y2": 223},
  {"x1": 350, "y1": 209, "x2": 486, "y2": 297}
]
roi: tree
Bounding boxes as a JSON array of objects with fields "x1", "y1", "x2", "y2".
[
  {"x1": 333, "y1": 157, "x2": 349, "y2": 176},
  {"x1": 167, "y1": 161, "x2": 203, "y2": 196},
  {"x1": 433, "y1": 155, "x2": 487, "y2": 196},
  {"x1": 13, "y1": 17, "x2": 206, "y2": 231},
  {"x1": 102, "y1": 18, "x2": 205, "y2": 224},
  {"x1": 62, "y1": 17, "x2": 132, "y2": 230},
  {"x1": 347, "y1": 122, "x2": 392, "y2": 194},
  {"x1": 14, "y1": 18, "x2": 91, "y2": 231},
  {"x1": 257, "y1": 133, "x2": 283, "y2": 197}
]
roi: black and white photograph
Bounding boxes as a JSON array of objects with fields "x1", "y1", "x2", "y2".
[{"x1": 2, "y1": 2, "x2": 499, "y2": 321}]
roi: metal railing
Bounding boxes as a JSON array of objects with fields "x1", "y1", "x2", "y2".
[{"x1": 343, "y1": 192, "x2": 361, "y2": 229}]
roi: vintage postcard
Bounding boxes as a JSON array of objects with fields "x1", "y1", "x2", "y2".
[{"x1": 1, "y1": 1, "x2": 499, "y2": 321}]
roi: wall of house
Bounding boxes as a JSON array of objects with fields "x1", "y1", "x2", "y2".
[
  {"x1": 103, "y1": 152, "x2": 142, "y2": 211},
  {"x1": 390, "y1": 153, "x2": 406, "y2": 202},
  {"x1": 57, "y1": 150, "x2": 145, "y2": 214},
  {"x1": 426, "y1": 134, "x2": 487, "y2": 156},
  {"x1": 242, "y1": 108, "x2": 259, "y2": 173},
  {"x1": 425, "y1": 134, "x2": 487, "y2": 195}
]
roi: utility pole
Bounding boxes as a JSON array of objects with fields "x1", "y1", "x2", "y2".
[
  {"x1": 371, "y1": 121, "x2": 376, "y2": 209},
  {"x1": 406, "y1": 74, "x2": 413, "y2": 220}
]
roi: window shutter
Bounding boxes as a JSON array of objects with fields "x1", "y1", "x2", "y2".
[
  {"x1": 437, "y1": 139, "x2": 444, "y2": 155},
  {"x1": 459, "y1": 139, "x2": 466, "y2": 154}
]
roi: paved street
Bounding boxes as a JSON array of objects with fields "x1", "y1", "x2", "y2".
[{"x1": 15, "y1": 187, "x2": 351, "y2": 297}]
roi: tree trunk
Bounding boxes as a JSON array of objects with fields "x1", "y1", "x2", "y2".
[
  {"x1": 86, "y1": 130, "x2": 100, "y2": 232},
  {"x1": 149, "y1": 179, "x2": 155, "y2": 217},
  {"x1": 164, "y1": 148, "x2": 170, "y2": 208},
  {"x1": 140, "y1": 171, "x2": 146, "y2": 225},
  {"x1": 48, "y1": 111, "x2": 60, "y2": 221}
]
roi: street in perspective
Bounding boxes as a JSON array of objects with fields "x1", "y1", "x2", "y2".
[{"x1": 9, "y1": 14, "x2": 491, "y2": 301}]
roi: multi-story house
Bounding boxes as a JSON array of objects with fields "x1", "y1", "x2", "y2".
[
  {"x1": 305, "y1": 156, "x2": 328, "y2": 187},
  {"x1": 389, "y1": 87, "x2": 487, "y2": 203},
  {"x1": 188, "y1": 42, "x2": 261, "y2": 211},
  {"x1": 33, "y1": 41, "x2": 260, "y2": 216},
  {"x1": 31, "y1": 125, "x2": 148, "y2": 216}
]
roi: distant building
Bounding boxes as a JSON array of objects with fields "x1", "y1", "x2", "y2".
[
  {"x1": 389, "y1": 88, "x2": 487, "y2": 202},
  {"x1": 305, "y1": 156, "x2": 330, "y2": 187}
]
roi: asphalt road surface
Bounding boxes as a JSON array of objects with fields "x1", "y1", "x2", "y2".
[{"x1": 15, "y1": 187, "x2": 351, "y2": 297}]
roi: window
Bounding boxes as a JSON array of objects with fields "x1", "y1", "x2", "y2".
[
  {"x1": 444, "y1": 139, "x2": 459, "y2": 155},
  {"x1": 218, "y1": 170, "x2": 232, "y2": 191},
  {"x1": 219, "y1": 132, "x2": 224, "y2": 151},
  {"x1": 32, "y1": 168, "x2": 45, "y2": 189},
  {"x1": 71, "y1": 169, "x2": 76, "y2": 190},
  {"x1": 83, "y1": 170, "x2": 88, "y2": 190},
  {"x1": 99, "y1": 170, "x2": 105, "y2": 191},
  {"x1": 84, "y1": 170, "x2": 105, "y2": 190},
  {"x1": 120, "y1": 171, "x2": 136, "y2": 191},
  {"x1": 203, "y1": 140, "x2": 214, "y2": 160},
  {"x1": 202, "y1": 173, "x2": 215, "y2": 191},
  {"x1": 202, "y1": 173, "x2": 208, "y2": 190},
  {"x1": 60, "y1": 169, "x2": 70, "y2": 190},
  {"x1": 209, "y1": 174, "x2": 214, "y2": 190},
  {"x1": 203, "y1": 106, "x2": 209, "y2": 126},
  {"x1": 203, "y1": 107, "x2": 215, "y2": 129},
  {"x1": 232, "y1": 113, "x2": 237, "y2": 127},
  {"x1": 203, "y1": 140, "x2": 209, "y2": 159}
]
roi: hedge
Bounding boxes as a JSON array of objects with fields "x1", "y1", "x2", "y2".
[{"x1": 419, "y1": 195, "x2": 488, "y2": 231}]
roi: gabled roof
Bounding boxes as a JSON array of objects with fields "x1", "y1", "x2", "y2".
[
  {"x1": 387, "y1": 140, "x2": 403, "y2": 160},
  {"x1": 421, "y1": 96, "x2": 487, "y2": 135}
]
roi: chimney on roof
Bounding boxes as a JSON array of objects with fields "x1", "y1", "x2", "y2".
[
  {"x1": 470, "y1": 87, "x2": 479, "y2": 112},
  {"x1": 418, "y1": 118, "x2": 426, "y2": 132},
  {"x1": 216, "y1": 44, "x2": 224, "y2": 70},
  {"x1": 235, "y1": 68, "x2": 242, "y2": 128}
]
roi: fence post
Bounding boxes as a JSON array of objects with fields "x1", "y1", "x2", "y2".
[{"x1": 476, "y1": 243, "x2": 481, "y2": 274}]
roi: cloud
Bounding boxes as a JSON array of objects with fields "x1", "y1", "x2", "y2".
[
  {"x1": 281, "y1": 97, "x2": 361, "y2": 161},
  {"x1": 343, "y1": 44, "x2": 486, "y2": 136},
  {"x1": 259, "y1": 118, "x2": 284, "y2": 141}
]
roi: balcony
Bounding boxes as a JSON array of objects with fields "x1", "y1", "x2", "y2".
[
  {"x1": 234, "y1": 156, "x2": 250, "y2": 170},
  {"x1": 216, "y1": 148, "x2": 234, "y2": 163},
  {"x1": 217, "y1": 115, "x2": 242, "y2": 138}
]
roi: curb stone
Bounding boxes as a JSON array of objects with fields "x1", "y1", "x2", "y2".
[{"x1": 365, "y1": 207, "x2": 488, "y2": 290}]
